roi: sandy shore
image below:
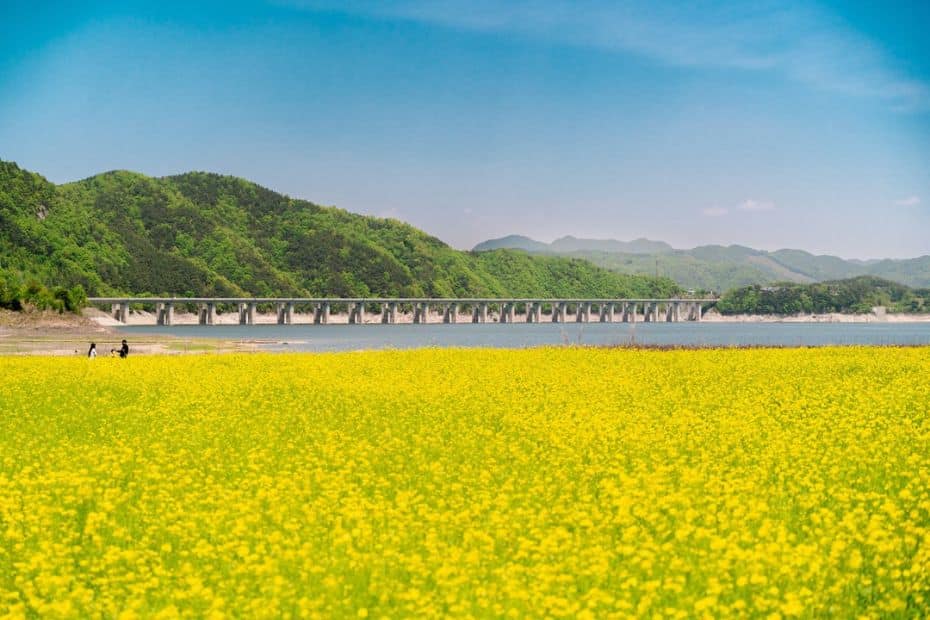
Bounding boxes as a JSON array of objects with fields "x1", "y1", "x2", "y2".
[
  {"x1": 700, "y1": 309, "x2": 930, "y2": 323},
  {"x1": 0, "y1": 310, "x2": 259, "y2": 356}
]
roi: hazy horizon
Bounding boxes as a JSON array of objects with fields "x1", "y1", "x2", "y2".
[{"x1": 2, "y1": 1, "x2": 928, "y2": 259}]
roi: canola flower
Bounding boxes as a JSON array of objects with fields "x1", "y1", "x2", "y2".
[{"x1": 0, "y1": 347, "x2": 928, "y2": 619}]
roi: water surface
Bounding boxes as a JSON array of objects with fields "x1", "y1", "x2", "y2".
[{"x1": 118, "y1": 322, "x2": 930, "y2": 352}]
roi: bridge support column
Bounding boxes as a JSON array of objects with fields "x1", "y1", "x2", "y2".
[
  {"x1": 692, "y1": 303, "x2": 702, "y2": 321},
  {"x1": 199, "y1": 303, "x2": 215, "y2": 325},
  {"x1": 443, "y1": 303, "x2": 458, "y2": 324},
  {"x1": 117, "y1": 302, "x2": 129, "y2": 324},
  {"x1": 498, "y1": 302, "x2": 512, "y2": 323},
  {"x1": 238, "y1": 302, "x2": 249, "y2": 325},
  {"x1": 673, "y1": 302, "x2": 681, "y2": 322},
  {"x1": 552, "y1": 302, "x2": 566, "y2": 323},
  {"x1": 349, "y1": 302, "x2": 364, "y2": 324},
  {"x1": 248, "y1": 302, "x2": 256, "y2": 325},
  {"x1": 276, "y1": 302, "x2": 288, "y2": 325},
  {"x1": 576, "y1": 302, "x2": 591, "y2": 323},
  {"x1": 381, "y1": 302, "x2": 397, "y2": 324},
  {"x1": 624, "y1": 303, "x2": 637, "y2": 323},
  {"x1": 414, "y1": 303, "x2": 429, "y2": 324},
  {"x1": 472, "y1": 303, "x2": 488, "y2": 323},
  {"x1": 156, "y1": 302, "x2": 165, "y2": 326},
  {"x1": 526, "y1": 302, "x2": 541, "y2": 323},
  {"x1": 600, "y1": 303, "x2": 615, "y2": 323},
  {"x1": 314, "y1": 302, "x2": 330, "y2": 324},
  {"x1": 159, "y1": 302, "x2": 173, "y2": 326}
]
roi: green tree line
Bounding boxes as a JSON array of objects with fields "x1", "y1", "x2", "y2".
[{"x1": 716, "y1": 276, "x2": 929, "y2": 315}]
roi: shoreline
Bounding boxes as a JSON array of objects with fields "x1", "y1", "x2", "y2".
[{"x1": 3, "y1": 308, "x2": 930, "y2": 356}]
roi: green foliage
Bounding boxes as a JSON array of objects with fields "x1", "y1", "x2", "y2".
[
  {"x1": 716, "y1": 276, "x2": 927, "y2": 315},
  {"x1": 0, "y1": 161, "x2": 679, "y2": 303},
  {"x1": 0, "y1": 268, "x2": 85, "y2": 312}
]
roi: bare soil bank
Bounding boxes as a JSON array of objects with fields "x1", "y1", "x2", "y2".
[
  {"x1": 700, "y1": 308, "x2": 930, "y2": 323},
  {"x1": 0, "y1": 310, "x2": 258, "y2": 356}
]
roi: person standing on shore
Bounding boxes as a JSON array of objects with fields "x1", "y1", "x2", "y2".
[
  {"x1": 119, "y1": 340, "x2": 129, "y2": 358},
  {"x1": 87, "y1": 343, "x2": 97, "y2": 358}
]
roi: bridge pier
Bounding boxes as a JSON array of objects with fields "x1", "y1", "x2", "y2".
[
  {"x1": 238, "y1": 302, "x2": 250, "y2": 325},
  {"x1": 576, "y1": 302, "x2": 591, "y2": 323},
  {"x1": 643, "y1": 302, "x2": 654, "y2": 322},
  {"x1": 381, "y1": 301, "x2": 397, "y2": 324},
  {"x1": 526, "y1": 302, "x2": 541, "y2": 323},
  {"x1": 552, "y1": 302, "x2": 566, "y2": 323},
  {"x1": 112, "y1": 302, "x2": 130, "y2": 324},
  {"x1": 443, "y1": 303, "x2": 458, "y2": 324},
  {"x1": 348, "y1": 302, "x2": 364, "y2": 324},
  {"x1": 623, "y1": 302, "x2": 637, "y2": 323},
  {"x1": 599, "y1": 303, "x2": 615, "y2": 323},
  {"x1": 198, "y1": 302, "x2": 215, "y2": 325},
  {"x1": 413, "y1": 302, "x2": 429, "y2": 324},
  {"x1": 690, "y1": 302, "x2": 702, "y2": 321},
  {"x1": 314, "y1": 302, "x2": 330, "y2": 324},
  {"x1": 473, "y1": 302, "x2": 488, "y2": 323},
  {"x1": 498, "y1": 302, "x2": 514, "y2": 323},
  {"x1": 276, "y1": 302, "x2": 294, "y2": 325},
  {"x1": 156, "y1": 302, "x2": 173, "y2": 326}
]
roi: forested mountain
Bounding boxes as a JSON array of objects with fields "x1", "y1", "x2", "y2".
[
  {"x1": 0, "y1": 161, "x2": 678, "y2": 302},
  {"x1": 474, "y1": 235, "x2": 930, "y2": 291}
]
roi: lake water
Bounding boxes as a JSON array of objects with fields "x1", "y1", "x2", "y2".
[{"x1": 118, "y1": 322, "x2": 930, "y2": 352}]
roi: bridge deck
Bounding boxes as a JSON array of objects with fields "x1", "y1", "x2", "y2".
[{"x1": 89, "y1": 297, "x2": 716, "y2": 304}]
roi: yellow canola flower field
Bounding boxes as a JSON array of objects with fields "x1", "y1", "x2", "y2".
[{"x1": 1, "y1": 347, "x2": 929, "y2": 619}]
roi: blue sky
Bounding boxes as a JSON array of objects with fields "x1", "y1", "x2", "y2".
[{"x1": 1, "y1": 1, "x2": 928, "y2": 258}]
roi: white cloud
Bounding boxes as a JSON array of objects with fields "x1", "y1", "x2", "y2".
[
  {"x1": 737, "y1": 199, "x2": 775, "y2": 212},
  {"x1": 895, "y1": 195, "x2": 920, "y2": 207},
  {"x1": 702, "y1": 207, "x2": 729, "y2": 217},
  {"x1": 283, "y1": 1, "x2": 930, "y2": 111}
]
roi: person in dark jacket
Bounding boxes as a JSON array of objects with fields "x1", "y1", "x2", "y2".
[
  {"x1": 87, "y1": 343, "x2": 97, "y2": 358},
  {"x1": 119, "y1": 340, "x2": 129, "y2": 358}
]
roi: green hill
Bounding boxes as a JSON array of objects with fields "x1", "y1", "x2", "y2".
[
  {"x1": 473, "y1": 235, "x2": 930, "y2": 291},
  {"x1": 716, "y1": 276, "x2": 929, "y2": 315},
  {"x1": 0, "y1": 161, "x2": 678, "y2": 304}
]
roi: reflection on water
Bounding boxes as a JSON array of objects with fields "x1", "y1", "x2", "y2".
[{"x1": 117, "y1": 322, "x2": 930, "y2": 352}]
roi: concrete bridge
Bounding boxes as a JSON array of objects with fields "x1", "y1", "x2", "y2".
[{"x1": 88, "y1": 297, "x2": 714, "y2": 326}]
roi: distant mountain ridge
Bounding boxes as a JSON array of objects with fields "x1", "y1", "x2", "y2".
[{"x1": 473, "y1": 235, "x2": 930, "y2": 291}]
